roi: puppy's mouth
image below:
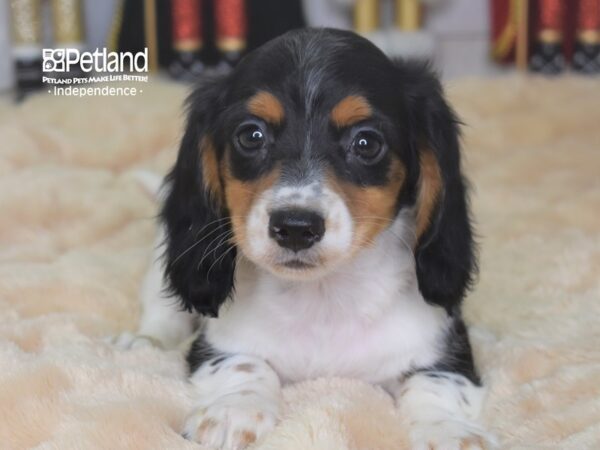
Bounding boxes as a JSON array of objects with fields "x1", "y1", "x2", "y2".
[
  {"x1": 265, "y1": 251, "x2": 329, "y2": 279},
  {"x1": 279, "y1": 258, "x2": 317, "y2": 270}
]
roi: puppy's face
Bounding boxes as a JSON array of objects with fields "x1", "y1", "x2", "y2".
[
  {"x1": 205, "y1": 31, "x2": 418, "y2": 280},
  {"x1": 163, "y1": 29, "x2": 472, "y2": 317}
]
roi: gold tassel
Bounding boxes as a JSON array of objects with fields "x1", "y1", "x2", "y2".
[
  {"x1": 144, "y1": 0, "x2": 158, "y2": 72},
  {"x1": 107, "y1": 0, "x2": 125, "y2": 52},
  {"x1": 9, "y1": 0, "x2": 42, "y2": 47},
  {"x1": 396, "y1": 0, "x2": 421, "y2": 31},
  {"x1": 51, "y1": 0, "x2": 84, "y2": 46},
  {"x1": 492, "y1": 0, "x2": 529, "y2": 64},
  {"x1": 355, "y1": 0, "x2": 379, "y2": 34}
]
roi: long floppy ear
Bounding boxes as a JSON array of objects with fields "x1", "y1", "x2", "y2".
[
  {"x1": 403, "y1": 62, "x2": 477, "y2": 314},
  {"x1": 161, "y1": 76, "x2": 236, "y2": 317}
]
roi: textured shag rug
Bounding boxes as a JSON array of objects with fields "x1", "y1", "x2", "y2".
[{"x1": 0, "y1": 76, "x2": 599, "y2": 449}]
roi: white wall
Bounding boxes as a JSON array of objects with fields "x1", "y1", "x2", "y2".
[
  {"x1": 0, "y1": 0, "x2": 14, "y2": 91},
  {"x1": 426, "y1": 0, "x2": 498, "y2": 79}
]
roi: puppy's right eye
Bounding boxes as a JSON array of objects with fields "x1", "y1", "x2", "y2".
[{"x1": 236, "y1": 124, "x2": 265, "y2": 153}]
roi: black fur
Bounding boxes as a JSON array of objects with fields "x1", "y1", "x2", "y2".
[
  {"x1": 161, "y1": 75, "x2": 237, "y2": 317},
  {"x1": 187, "y1": 333, "x2": 227, "y2": 373},
  {"x1": 426, "y1": 317, "x2": 480, "y2": 385},
  {"x1": 162, "y1": 28, "x2": 476, "y2": 333},
  {"x1": 400, "y1": 61, "x2": 477, "y2": 314}
]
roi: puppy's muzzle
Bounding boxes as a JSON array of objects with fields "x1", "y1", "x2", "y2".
[{"x1": 268, "y1": 209, "x2": 325, "y2": 252}]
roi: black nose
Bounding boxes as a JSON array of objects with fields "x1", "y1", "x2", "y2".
[{"x1": 269, "y1": 209, "x2": 325, "y2": 252}]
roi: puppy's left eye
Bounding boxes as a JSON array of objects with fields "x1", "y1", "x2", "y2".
[
  {"x1": 351, "y1": 131, "x2": 384, "y2": 163},
  {"x1": 236, "y1": 124, "x2": 266, "y2": 153}
]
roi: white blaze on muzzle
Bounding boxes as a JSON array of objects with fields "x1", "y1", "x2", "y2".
[{"x1": 243, "y1": 179, "x2": 354, "y2": 276}]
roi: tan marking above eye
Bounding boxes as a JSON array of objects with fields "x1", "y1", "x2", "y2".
[
  {"x1": 330, "y1": 95, "x2": 372, "y2": 128},
  {"x1": 247, "y1": 91, "x2": 285, "y2": 125},
  {"x1": 416, "y1": 147, "x2": 443, "y2": 239}
]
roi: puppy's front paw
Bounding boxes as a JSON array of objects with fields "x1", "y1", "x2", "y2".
[
  {"x1": 409, "y1": 419, "x2": 497, "y2": 450},
  {"x1": 182, "y1": 397, "x2": 278, "y2": 449}
]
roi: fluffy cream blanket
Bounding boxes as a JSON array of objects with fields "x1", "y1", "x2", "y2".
[{"x1": 1, "y1": 77, "x2": 599, "y2": 449}]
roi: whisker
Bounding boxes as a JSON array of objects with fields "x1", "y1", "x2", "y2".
[
  {"x1": 198, "y1": 231, "x2": 235, "y2": 268},
  {"x1": 206, "y1": 243, "x2": 237, "y2": 279},
  {"x1": 171, "y1": 221, "x2": 231, "y2": 265},
  {"x1": 192, "y1": 217, "x2": 231, "y2": 239}
]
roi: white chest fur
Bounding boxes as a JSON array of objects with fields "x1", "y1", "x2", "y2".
[{"x1": 205, "y1": 220, "x2": 450, "y2": 385}]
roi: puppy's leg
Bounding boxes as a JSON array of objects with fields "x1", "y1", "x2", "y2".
[
  {"x1": 182, "y1": 336, "x2": 281, "y2": 449},
  {"x1": 394, "y1": 371, "x2": 495, "y2": 450},
  {"x1": 391, "y1": 320, "x2": 496, "y2": 450},
  {"x1": 113, "y1": 229, "x2": 196, "y2": 350}
]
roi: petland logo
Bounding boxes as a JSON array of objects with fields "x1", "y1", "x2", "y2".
[{"x1": 43, "y1": 48, "x2": 149, "y2": 97}]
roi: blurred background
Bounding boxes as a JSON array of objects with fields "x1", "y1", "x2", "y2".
[
  {"x1": 0, "y1": 4, "x2": 599, "y2": 447},
  {"x1": 1, "y1": 0, "x2": 599, "y2": 97}
]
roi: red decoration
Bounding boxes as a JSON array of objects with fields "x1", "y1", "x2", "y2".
[
  {"x1": 491, "y1": 0, "x2": 600, "y2": 66},
  {"x1": 214, "y1": 0, "x2": 247, "y2": 43},
  {"x1": 171, "y1": 0, "x2": 202, "y2": 51},
  {"x1": 578, "y1": 0, "x2": 600, "y2": 32},
  {"x1": 538, "y1": 0, "x2": 563, "y2": 31}
]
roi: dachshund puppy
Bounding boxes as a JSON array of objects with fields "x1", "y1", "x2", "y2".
[{"x1": 125, "y1": 28, "x2": 494, "y2": 449}]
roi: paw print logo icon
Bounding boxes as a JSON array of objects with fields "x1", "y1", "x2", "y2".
[{"x1": 42, "y1": 49, "x2": 66, "y2": 72}]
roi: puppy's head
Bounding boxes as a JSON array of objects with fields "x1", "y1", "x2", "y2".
[{"x1": 163, "y1": 29, "x2": 475, "y2": 316}]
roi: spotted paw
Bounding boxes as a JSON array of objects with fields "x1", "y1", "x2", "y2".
[
  {"x1": 182, "y1": 398, "x2": 278, "y2": 449},
  {"x1": 409, "y1": 419, "x2": 497, "y2": 450}
]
